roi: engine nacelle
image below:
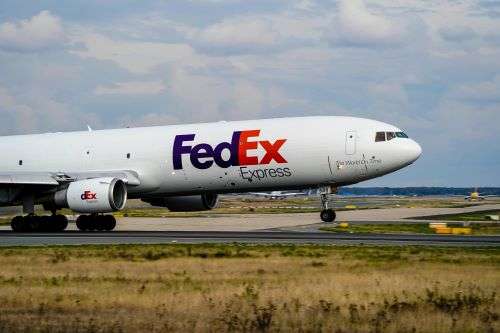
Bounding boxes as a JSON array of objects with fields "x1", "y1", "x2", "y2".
[
  {"x1": 55, "y1": 177, "x2": 127, "y2": 213},
  {"x1": 144, "y1": 193, "x2": 219, "y2": 212}
]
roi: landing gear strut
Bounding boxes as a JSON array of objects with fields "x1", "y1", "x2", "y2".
[
  {"x1": 10, "y1": 214, "x2": 69, "y2": 232},
  {"x1": 76, "y1": 214, "x2": 116, "y2": 231},
  {"x1": 319, "y1": 186, "x2": 337, "y2": 223}
]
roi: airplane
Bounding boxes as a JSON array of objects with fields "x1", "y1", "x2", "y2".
[
  {"x1": 464, "y1": 188, "x2": 492, "y2": 201},
  {"x1": 0, "y1": 116, "x2": 422, "y2": 232},
  {"x1": 248, "y1": 190, "x2": 312, "y2": 199}
]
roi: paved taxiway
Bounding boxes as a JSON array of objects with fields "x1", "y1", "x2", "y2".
[{"x1": 0, "y1": 230, "x2": 498, "y2": 247}]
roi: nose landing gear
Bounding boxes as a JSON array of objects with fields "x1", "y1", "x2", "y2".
[{"x1": 319, "y1": 186, "x2": 337, "y2": 223}]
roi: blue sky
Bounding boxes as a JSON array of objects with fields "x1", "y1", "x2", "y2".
[{"x1": 0, "y1": 0, "x2": 499, "y2": 186}]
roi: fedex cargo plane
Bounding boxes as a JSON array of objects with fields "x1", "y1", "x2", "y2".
[{"x1": 0, "y1": 116, "x2": 421, "y2": 232}]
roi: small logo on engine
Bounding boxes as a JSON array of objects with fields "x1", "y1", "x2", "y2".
[{"x1": 81, "y1": 191, "x2": 97, "y2": 200}]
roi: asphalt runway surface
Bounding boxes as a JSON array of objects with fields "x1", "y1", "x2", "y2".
[{"x1": 0, "y1": 230, "x2": 499, "y2": 247}]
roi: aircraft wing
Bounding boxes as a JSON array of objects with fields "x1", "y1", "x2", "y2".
[{"x1": 0, "y1": 170, "x2": 141, "y2": 186}]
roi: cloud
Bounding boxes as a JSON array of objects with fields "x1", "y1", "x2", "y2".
[
  {"x1": 166, "y1": 68, "x2": 263, "y2": 121},
  {"x1": 439, "y1": 26, "x2": 478, "y2": 42},
  {"x1": 330, "y1": 0, "x2": 404, "y2": 47},
  {"x1": 0, "y1": 10, "x2": 65, "y2": 52},
  {"x1": 0, "y1": 85, "x2": 98, "y2": 135},
  {"x1": 197, "y1": 17, "x2": 278, "y2": 49},
  {"x1": 71, "y1": 33, "x2": 200, "y2": 74},
  {"x1": 293, "y1": 0, "x2": 316, "y2": 11},
  {"x1": 94, "y1": 80, "x2": 166, "y2": 95},
  {"x1": 192, "y1": 13, "x2": 325, "y2": 54},
  {"x1": 118, "y1": 113, "x2": 180, "y2": 128},
  {"x1": 451, "y1": 75, "x2": 500, "y2": 103}
]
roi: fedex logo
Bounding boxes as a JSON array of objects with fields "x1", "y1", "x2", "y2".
[
  {"x1": 81, "y1": 191, "x2": 97, "y2": 200},
  {"x1": 173, "y1": 130, "x2": 287, "y2": 170}
]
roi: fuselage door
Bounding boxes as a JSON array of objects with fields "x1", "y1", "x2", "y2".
[{"x1": 345, "y1": 131, "x2": 356, "y2": 155}]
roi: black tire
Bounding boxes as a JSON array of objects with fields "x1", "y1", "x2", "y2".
[
  {"x1": 11, "y1": 216, "x2": 24, "y2": 232},
  {"x1": 320, "y1": 209, "x2": 336, "y2": 223},
  {"x1": 76, "y1": 215, "x2": 89, "y2": 231},
  {"x1": 39, "y1": 215, "x2": 52, "y2": 232},
  {"x1": 54, "y1": 215, "x2": 68, "y2": 232},
  {"x1": 95, "y1": 216, "x2": 106, "y2": 231},
  {"x1": 103, "y1": 215, "x2": 117, "y2": 231},
  {"x1": 26, "y1": 215, "x2": 40, "y2": 232},
  {"x1": 87, "y1": 215, "x2": 99, "y2": 231}
]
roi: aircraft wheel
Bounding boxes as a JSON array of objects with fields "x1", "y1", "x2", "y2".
[
  {"x1": 54, "y1": 215, "x2": 68, "y2": 232},
  {"x1": 11, "y1": 216, "x2": 25, "y2": 232},
  {"x1": 320, "y1": 209, "x2": 336, "y2": 223},
  {"x1": 39, "y1": 215, "x2": 52, "y2": 232},
  {"x1": 95, "y1": 216, "x2": 106, "y2": 231},
  {"x1": 103, "y1": 215, "x2": 117, "y2": 231},
  {"x1": 26, "y1": 215, "x2": 40, "y2": 232},
  {"x1": 87, "y1": 215, "x2": 99, "y2": 231},
  {"x1": 76, "y1": 215, "x2": 90, "y2": 231}
]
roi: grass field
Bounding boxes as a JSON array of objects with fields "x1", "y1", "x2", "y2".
[
  {"x1": 320, "y1": 222, "x2": 500, "y2": 235},
  {"x1": 0, "y1": 244, "x2": 498, "y2": 332}
]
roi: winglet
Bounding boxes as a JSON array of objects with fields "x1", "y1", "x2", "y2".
[{"x1": 87, "y1": 125, "x2": 92, "y2": 132}]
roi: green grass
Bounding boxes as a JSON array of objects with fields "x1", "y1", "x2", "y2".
[
  {"x1": 413, "y1": 209, "x2": 500, "y2": 222},
  {"x1": 0, "y1": 243, "x2": 499, "y2": 265},
  {"x1": 320, "y1": 222, "x2": 500, "y2": 235},
  {"x1": 321, "y1": 223, "x2": 434, "y2": 234}
]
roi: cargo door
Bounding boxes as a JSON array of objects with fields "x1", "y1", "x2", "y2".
[{"x1": 345, "y1": 131, "x2": 356, "y2": 155}]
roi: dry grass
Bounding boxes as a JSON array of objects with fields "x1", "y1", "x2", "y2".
[{"x1": 0, "y1": 244, "x2": 498, "y2": 332}]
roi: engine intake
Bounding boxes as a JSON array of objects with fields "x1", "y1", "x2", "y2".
[
  {"x1": 144, "y1": 193, "x2": 218, "y2": 212},
  {"x1": 55, "y1": 177, "x2": 127, "y2": 213}
]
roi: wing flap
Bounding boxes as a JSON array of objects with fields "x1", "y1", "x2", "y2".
[
  {"x1": 0, "y1": 173, "x2": 59, "y2": 185},
  {"x1": 0, "y1": 170, "x2": 141, "y2": 186}
]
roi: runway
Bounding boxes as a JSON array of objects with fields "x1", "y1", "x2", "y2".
[{"x1": 0, "y1": 230, "x2": 498, "y2": 246}]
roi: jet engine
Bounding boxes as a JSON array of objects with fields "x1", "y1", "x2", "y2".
[
  {"x1": 143, "y1": 193, "x2": 219, "y2": 211},
  {"x1": 54, "y1": 177, "x2": 127, "y2": 213}
]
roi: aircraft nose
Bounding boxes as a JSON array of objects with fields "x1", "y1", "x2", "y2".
[{"x1": 404, "y1": 139, "x2": 422, "y2": 164}]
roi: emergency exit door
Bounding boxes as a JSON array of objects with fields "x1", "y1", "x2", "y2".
[{"x1": 345, "y1": 131, "x2": 356, "y2": 155}]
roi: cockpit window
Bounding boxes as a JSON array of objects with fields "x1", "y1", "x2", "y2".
[
  {"x1": 376, "y1": 131, "x2": 409, "y2": 142},
  {"x1": 375, "y1": 132, "x2": 386, "y2": 142}
]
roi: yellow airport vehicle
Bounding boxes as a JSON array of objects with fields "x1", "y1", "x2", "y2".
[
  {"x1": 434, "y1": 227, "x2": 453, "y2": 234},
  {"x1": 451, "y1": 228, "x2": 472, "y2": 235},
  {"x1": 429, "y1": 222, "x2": 447, "y2": 229},
  {"x1": 433, "y1": 226, "x2": 472, "y2": 235}
]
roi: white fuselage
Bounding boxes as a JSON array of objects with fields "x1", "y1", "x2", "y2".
[{"x1": 0, "y1": 116, "x2": 421, "y2": 198}]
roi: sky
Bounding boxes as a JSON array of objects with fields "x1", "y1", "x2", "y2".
[{"x1": 0, "y1": 0, "x2": 499, "y2": 187}]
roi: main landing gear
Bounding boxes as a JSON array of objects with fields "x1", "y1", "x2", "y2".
[
  {"x1": 320, "y1": 186, "x2": 337, "y2": 223},
  {"x1": 10, "y1": 214, "x2": 69, "y2": 232},
  {"x1": 76, "y1": 214, "x2": 117, "y2": 231}
]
